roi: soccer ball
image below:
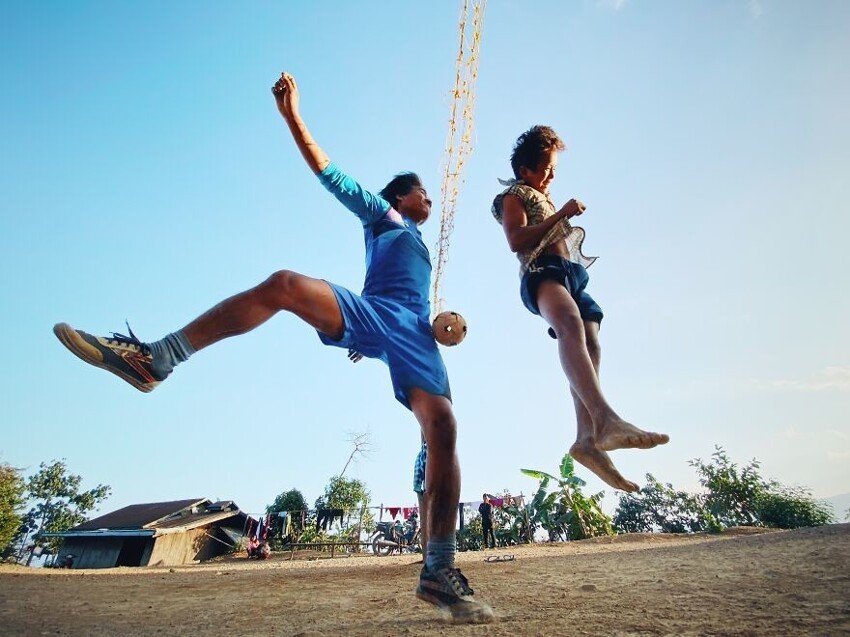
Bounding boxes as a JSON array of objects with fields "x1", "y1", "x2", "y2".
[{"x1": 432, "y1": 311, "x2": 468, "y2": 347}]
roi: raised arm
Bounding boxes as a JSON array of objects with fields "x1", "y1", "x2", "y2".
[
  {"x1": 501, "y1": 194, "x2": 585, "y2": 253},
  {"x1": 272, "y1": 72, "x2": 330, "y2": 174},
  {"x1": 272, "y1": 72, "x2": 389, "y2": 225}
]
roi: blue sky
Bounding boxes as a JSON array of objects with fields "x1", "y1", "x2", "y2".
[{"x1": 2, "y1": 0, "x2": 848, "y2": 521}]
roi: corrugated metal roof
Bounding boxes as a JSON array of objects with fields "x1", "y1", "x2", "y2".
[
  {"x1": 153, "y1": 510, "x2": 247, "y2": 534},
  {"x1": 71, "y1": 498, "x2": 209, "y2": 531}
]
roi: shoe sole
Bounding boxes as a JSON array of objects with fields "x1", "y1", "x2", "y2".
[
  {"x1": 53, "y1": 323, "x2": 155, "y2": 393},
  {"x1": 415, "y1": 589, "x2": 495, "y2": 624}
]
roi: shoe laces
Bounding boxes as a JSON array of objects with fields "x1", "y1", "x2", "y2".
[
  {"x1": 441, "y1": 567, "x2": 474, "y2": 596},
  {"x1": 108, "y1": 321, "x2": 149, "y2": 353}
]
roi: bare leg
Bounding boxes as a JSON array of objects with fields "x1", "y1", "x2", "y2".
[
  {"x1": 409, "y1": 388, "x2": 459, "y2": 541},
  {"x1": 567, "y1": 321, "x2": 639, "y2": 492},
  {"x1": 408, "y1": 389, "x2": 494, "y2": 624},
  {"x1": 537, "y1": 281, "x2": 668, "y2": 452},
  {"x1": 181, "y1": 269, "x2": 345, "y2": 350}
]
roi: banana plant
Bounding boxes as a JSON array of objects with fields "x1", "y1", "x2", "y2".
[{"x1": 521, "y1": 454, "x2": 613, "y2": 541}]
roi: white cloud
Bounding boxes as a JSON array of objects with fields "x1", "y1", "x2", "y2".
[
  {"x1": 749, "y1": 367, "x2": 850, "y2": 393},
  {"x1": 748, "y1": 0, "x2": 765, "y2": 18},
  {"x1": 827, "y1": 450, "x2": 850, "y2": 461}
]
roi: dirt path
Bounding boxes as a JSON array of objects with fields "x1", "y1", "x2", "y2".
[{"x1": 2, "y1": 524, "x2": 849, "y2": 636}]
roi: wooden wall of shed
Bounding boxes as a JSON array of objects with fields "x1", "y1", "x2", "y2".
[
  {"x1": 59, "y1": 537, "x2": 122, "y2": 569},
  {"x1": 148, "y1": 527, "x2": 224, "y2": 566}
]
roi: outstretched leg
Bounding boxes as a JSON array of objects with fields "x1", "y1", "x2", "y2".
[
  {"x1": 181, "y1": 269, "x2": 344, "y2": 349},
  {"x1": 54, "y1": 269, "x2": 345, "y2": 392},
  {"x1": 536, "y1": 281, "x2": 668, "y2": 452},
  {"x1": 409, "y1": 388, "x2": 493, "y2": 624},
  {"x1": 567, "y1": 321, "x2": 639, "y2": 492}
]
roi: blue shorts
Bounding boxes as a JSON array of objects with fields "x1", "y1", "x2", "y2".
[
  {"x1": 318, "y1": 283, "x2": 451, "y2": 410},
  {"x1": 413, "y1": 441, "x2": 427, "y2": 494},
  {"x1": 520, "y1": 255, "x2": 604, "y2": 323}
]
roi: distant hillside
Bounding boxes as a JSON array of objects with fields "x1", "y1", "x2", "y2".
[{"x1": 823, "y1": 492, "x2": 850, "y2": 521}]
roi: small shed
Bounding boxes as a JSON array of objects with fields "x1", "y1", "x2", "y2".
[{"x1": 45, "y1": 498, "x2": 250, "y2": 569}]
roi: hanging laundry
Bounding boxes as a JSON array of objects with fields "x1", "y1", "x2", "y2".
[
  {"x1": 316, "y1": 508, "x2": 346, "y2": 531},
  {"x1": 388, "y1": 507, "x2": 401, "y2": 520}
]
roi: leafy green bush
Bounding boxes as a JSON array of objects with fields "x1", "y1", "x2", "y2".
[
  {"x1": 613, "y1": 447, "x2": 834, "y2": 533},
  {"x1": 0, "y1": 464, "x2": 25, "y2": 554},
  {"x1": 456, "y1": 516, "x2": 483, "y2": 552},
  {"x1": 756, "y1": 486, "x2": 833, "y2": 529},
  {"x1": 614, "y1": 474, "x2": 719, "y2": 534}
]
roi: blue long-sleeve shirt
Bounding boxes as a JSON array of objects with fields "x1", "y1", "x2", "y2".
[{"x1": 317, "y1": 162, "x2": 432, "y2": 317}]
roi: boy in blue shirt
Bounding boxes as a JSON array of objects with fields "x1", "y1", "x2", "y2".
[{"x1": 54, "y1": 72, "x2": 492, "y2": 624}]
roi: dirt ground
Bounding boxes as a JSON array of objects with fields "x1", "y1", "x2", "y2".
[{"x1": 2, "y1": 524, "x2": 849, "y2": 637}]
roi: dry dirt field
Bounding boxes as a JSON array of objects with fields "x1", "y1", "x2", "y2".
[{"x1": 2, "y1": 524, "x2": 849, "y2": 636}]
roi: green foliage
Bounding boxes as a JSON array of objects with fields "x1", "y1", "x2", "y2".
[
  {"x1": 689, "y1": 447, "x2": 763, "y2": 527},
  {"x1": 17, "y1": 459, "x2": 111, "y2": 552},
  {"x1": 614, "y1": 474, "x2": 719, "y2": 534},
  {"x1": 456, "y1": 516, "x2": 483, "y2": 552},
  {"x1": 266, "y1": 488, "x2": 308, "y2": 543},
  {"x1": 756, "y1": 485, "x2": 833, "y2": 529},
  {"x1": 312, "y1": 475, "x2": 373, "y2": 546},
  {"x1": 316, "y1": 475, "x2": 370, "y2": 510},
  {"x1": 613, "y1": 447, "x2": 834, "y2": 534},
  {"x1": 0, "y1": 464, "x2": 26, "y2": 555},
  {"x1": 267, "y1": 488, "x2": 307, "y2": 515},
  {"x1": 494, "y1": 490, "x2": 536, "y2": 546},
  {"x1": 520, "y1": 454, "x2": 613, "y2": 541}
]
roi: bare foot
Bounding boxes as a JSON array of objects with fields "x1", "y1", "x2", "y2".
[
  {"x1": 569, "y1": 441, "x2": 639, "y2": 492},
  {"x1": 596, "y1": 418, "x2": 669, "y2": 452}
]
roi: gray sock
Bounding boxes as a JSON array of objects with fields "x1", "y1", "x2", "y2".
[
  {"x1": 147, "y1": 330, "x2": 196, "y2": 379},
  {"x1": 425, "y1": 535, "x2": 456, "y2": 572}
]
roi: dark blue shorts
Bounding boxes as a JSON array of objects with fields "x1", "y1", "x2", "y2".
[
  {"x1": 318, "y1": 282, "x2": 451, "y2": 410},
  {"x1": 520, "y1": 255, "x2": 604, "y2": 323}
]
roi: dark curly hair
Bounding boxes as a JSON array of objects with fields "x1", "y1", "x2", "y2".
[
  {"x1": 379, "y1": 172, "x2": 422, "y2": 208},
  {"x1": 510, "y1": 126, "x2": 566, "y2": 179}
]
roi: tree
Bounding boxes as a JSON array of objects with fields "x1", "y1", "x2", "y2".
[
  {"x1": 266, "y1": 488, "x2": 307, "y2": 544},
  {"x1": 613, "y1": 447, "x2": 834, "y2": 534},
  {"x1": 0, "y1": 464, "x2": 26, "y2": 556},
  {"x1": 521, "y1": 454, "x2": 613, "y2": 541},
  {"x1": 267, "y1": 488, "x2": 307, "y2": 516},
  {"x1": 316, "y1": 475, "x2": 370, "y2": 510},
  {"x1": 313, "y1": 475, "x2": 373, "y2": 544},
  {"x1": 338, "y1": 431, "x2": 373, "y2": 478},
  {"x1": 689, "y1": 447, "x2": 763, "y2": 527},
  {"x1": 17, "y1": 460, "x2": 111, "y2": 555},
  {"x1": 614, "y1": 474, "x2": 719, "y2": 534}
]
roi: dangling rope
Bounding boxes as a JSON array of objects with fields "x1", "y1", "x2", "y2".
[{"x1": 431, "y1": 0, "x2": 487, "y2": 316}]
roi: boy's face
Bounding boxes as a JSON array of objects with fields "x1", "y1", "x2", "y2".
[
  {"x1": 520, "y1": 148, "x2": 559, "y2": 194},
  {"x1": 396, "y1": 185, "x2": 433, "y2": 225}
]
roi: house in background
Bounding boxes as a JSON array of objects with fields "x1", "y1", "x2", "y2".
[{"x1": 43, "y1": 498, "x2": 251, "y2": 569}]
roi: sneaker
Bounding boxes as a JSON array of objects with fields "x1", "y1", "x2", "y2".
[
  {"x1": 53, "y1": 323, "x2": 165, "y2": 393},
  {"x1": 416, "y1": 565, "x2": 494, "y2": 624}
]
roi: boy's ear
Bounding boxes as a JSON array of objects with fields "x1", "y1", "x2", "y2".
[{"x1": 517, "y1": 165, "x2": 532, "y2": 181}]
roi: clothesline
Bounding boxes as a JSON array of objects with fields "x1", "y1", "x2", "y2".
[{"x1": 243, "y1": 493, "x2": 526, "y2": 521}]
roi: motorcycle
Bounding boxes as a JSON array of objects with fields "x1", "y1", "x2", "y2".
[{"x1": 371, "y1": 516, "x2": 421, "y2": 556}]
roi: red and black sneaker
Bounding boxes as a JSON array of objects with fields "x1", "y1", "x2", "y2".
[
  {"x1": 53, "y1": 323, "x2": 165, "y2": 393},
  {"x1": 416, "y1": 565, "x2": 494, "y2": 624}
]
